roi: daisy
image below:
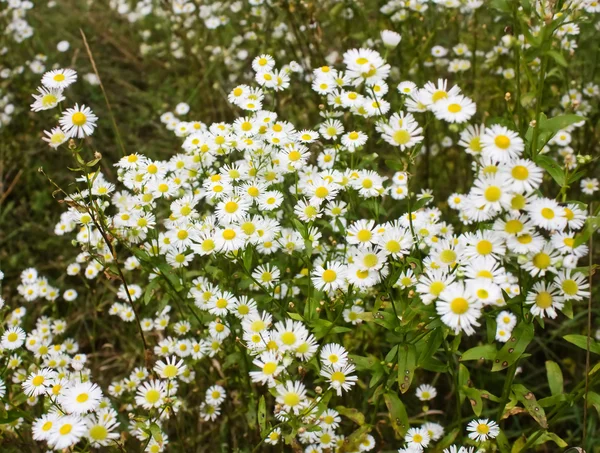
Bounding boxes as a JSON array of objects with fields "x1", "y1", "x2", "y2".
[
  {"x1": 527, "y1": 198, "x2": 567, "y2": 231},
  {"x1": 154, "y1": 356, "x2": 187, "y2": 380},
  {"x1": 347, "y1": 219, "x2": 378, "y2": 247},
  {"x1": 32, "y1": 413, "x2": 59, "y2": 441},
  {"x1": 320, "y1": 363, "x2": 357, "y2": 396},
  {"x1": 458, "y1": 124, "x2": 485, "y2": 155},
  {"x1": 432, "y1": 94, "x2": 476, "y2": 123},
  {"x1": 436, "y1": 282, "x2": 482, "y2": 335},
  {"x1": 41, "y1": 68, "x2": 77, "y2": 89},
  {"x1": 42, "y1": 127, "x2": 68, "y2": 148},
  {"x1": 48, "y1": 415, "x2": 87, "y2": 450},
  {"x1": 2, "y1": 326, "x2": 26, "y2": 350},
  {"x1": 275, "y1": 380, "x2": 308, "y2": 415},
  {"x1": 252, "y1": 264, "x2": 280, "y2": 288},
  {"x1": 501, "y1": 159, "x2": 543, "y2": 193},
  {"x1": 481, "y1": 125, "x2": 524, "y2": 163},
  {"x1": 320, "y1": 343, "x2": 349, "y2": 368},
  {"x1": 311, "y1": 262, "x2": 347, "y2": 292},
  {"x1": 206, "y1": 385, "x2": 226, "y2": 406},
  {"x1": 59, "y1": 381, "x2": 103, "y2": 414},
  {"x1": 135, "y1": 380, "x2": 167, "y2": 409},
  {"x1": 581, "y1": 177, "x2": 598, "y2": 195},
  {"x1": 416, "y1": 384, "x2": 437, "y2": 401},
  {"x1": 250, "y1": 351, "x2": 283, "y2": 387},
  {"x1": 522, "y1": 243, "x2": 560, "y2": 277},
  {"x1": 59, "y1": 104, "x2": 98, "y2": 138},
  {"x1": 526, "y1": 281, "x2": 564, "y2": 319},
  {"x1": 30, "y1": 86, "x2": 65, "y2": 112},
  {"x1": 553, "y1": 270, "x2": 590, "y2": 301},
  {"x1": 22, "y1": 368, "x2": 56, "y2": 397},
  {"x1": 466, "y1": 418, "x2": 500, "y2": 442},
  {"x1": 404, "y1": 427, "x2": 431, "y2": 450}
]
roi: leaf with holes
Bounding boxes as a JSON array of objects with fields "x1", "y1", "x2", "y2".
[
  {"x1": 397, "y1": 343, "x2": 417, "y2": 393},
  {"x1": 492, "y1": 322, "x2": 534, "y2": 371},
  {"x1": 384, "y1": 392, "x2": 409, "y2": 437},
  {"x1": 512, "y1": 384, "x2": 548, "y2": 428},
  {"x1": 460, "y1": 344, "x2": 497, "y2": 362}
]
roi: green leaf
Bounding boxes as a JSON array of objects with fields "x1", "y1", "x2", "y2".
[
  {"x1": 462, "y1": 386, "x2": 483, "y2": 416},
  {"x1": 586, "y1": 391, "x2": 600, "y2": 417},
  {"x1": 385, "y1": 159, "x2": 404, "y2": 171},
  {"x1": 397, "y1": 344, "x2": 417, "y2": 393},
  {"x1": 349, "y1": 354, "x2": 380, "y2": 371},
  {"x1": 492, "y1": 322, "x2": 535, "y2": 371},
  {"x1": 530, "y1": 430, "x2": 567, "y2": 448},
  {"x1": 546, "y1": 50, "x2": 567, "y2": 67},
  {"x1": 573, "y1": 215, "x2": 600, "y2": 248},
  {"x1": 383, "y1": 392, "x2": 409, "y2": 437},
  {"x1": 512, "y1": 384, "x2": 548, "y2": 428},
  {"x1": 335, "y1": 406, "x2": 365, "y2": 425},
  {"x1": 545, "y1": 361, "x2": 563, "y2": 396},
  {"x1": 340, "y1": 425, "x2": 371, "y2": 453},
  {"x1": 243, "y1": 247, "x2": 253, "y2": 271},
  {"x1": 496, "y1": 429, "x2": 511, "y2": 453},
  {"x1": 535, "y1": 154, "x2": 565, "y2": 186},
  {"x1": 0, "y1": 409, "x2": 27, "y2": 425},
  {"x1": 563, "y1": 334, "x2": 600, "y2": 354},
  {"x1": 258, "y1": 396, "x2": 267, "y2": 437},
  {"x1": 460, "y1": 344, "x2": 497, "y2": 361},
  {"x1": 541, "y1": 114, "x2": 584, "y2": 133}
]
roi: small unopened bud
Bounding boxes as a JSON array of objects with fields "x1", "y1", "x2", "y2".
[
  {"x1": 315, "y1": 386, "x2": 323, "y2": 394},
  {"x1": 529, "y1": 120, "x2": 537, "y2": 128},
  {"x1": 94, "y1": 151, "x2": 102, "y2": 160},
  {"x1": 505, "y1": 92, "x2": 511, "y2": 101}
]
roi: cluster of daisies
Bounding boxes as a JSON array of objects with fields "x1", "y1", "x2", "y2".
[
  {"x1": 6, "y1": 0, "x2": 596, "y2": 449},
  {"x1": 26, "y1": 46, "x2": 589, "y2": 453},
  {"x1": 0, "y1": 269, "x2": 124, "y2": 450}
]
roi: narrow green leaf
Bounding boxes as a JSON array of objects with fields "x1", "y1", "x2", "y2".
[
  {"x1": 546, "y1": 50, "x2": 567, "y2": 67},
  {"x1": 563, "y1": 334, "x2": 600, "y2": 354},
  {"x1": 535, "y1": 155, "x2": 565, "y2": 186},
  {"x1": 545, "y1": 361, "x2": 563, "y2": 396},
  {"x1": 258, "y1": 396, "x2": 267, "y2": 437}
]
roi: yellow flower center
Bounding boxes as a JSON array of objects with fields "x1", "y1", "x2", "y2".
[
  {"x1": 505, "y1": 220, "x2": 523, "y2": 234},
  {"x1": 322, "y1": 269, "x2": 337, "y2": 283},
  {"x1": 494, "y1": 135, "x2": 510, "y2": 149},
  {"x1": 146, "y1": 389, "x2": 160, "y2": 404},
  {"x1": 562, "y1": 279, "x2": 578, "y2": 295},
  {"x1": 484, "y1": 186, "x2": 501, "y2": 202},
  {"x1": 448, "y1": 103, "x2": 462, "y2": 113},
  {"x1": 450, "y1": 297, "x2": 469, "y2": 314},
  {"x1": 60, "y1": 424, "x2": 72, "y2": 435},
  {"x1": 393, "y1": 130, "x2": 410, "y2": 145},
  {"x1": 283, "y1": 393, "x2": 300, "y2": 407},
  {"x1": 263, "y1": 362, "x2": 277, "y2": 375},
  {"x1": 476, "y1": 240, "x2": 493, "y2": 255},
  {"x1": 72, "y1": 112, "x2": 87, "y2": 126},
  {"x1": 541, "y1": 208, "x2": 554, "y2": 219},
  {"x1": 536, "y1": 292, "x2": 553, "y2": 309},
  {"x1": 512, "y1": 165, "x2": 529, "y2": 180},
  {"x1": 533, "y1": 252, "x2": 550, "y2": 269}
]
